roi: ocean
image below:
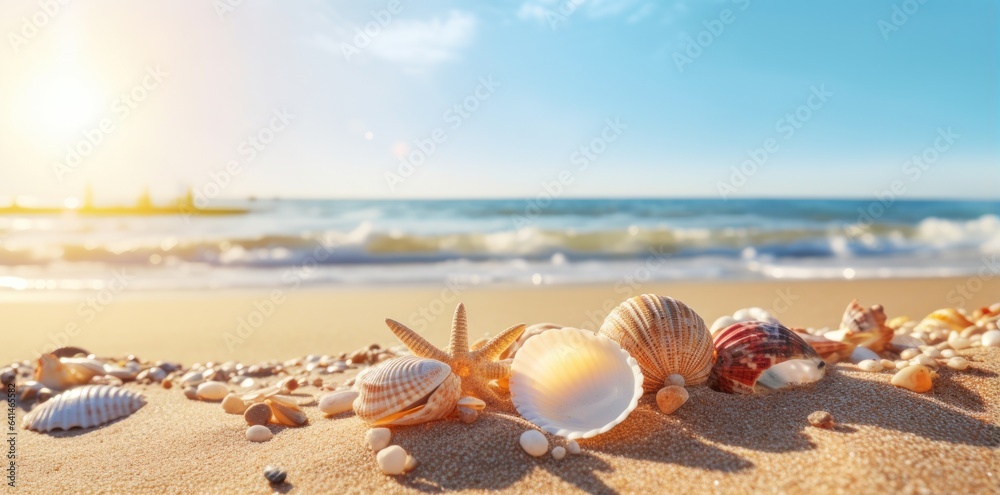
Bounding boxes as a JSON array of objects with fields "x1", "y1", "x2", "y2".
[{"x1": 1, "y1": 198, "x2": 998, "y2": 290}]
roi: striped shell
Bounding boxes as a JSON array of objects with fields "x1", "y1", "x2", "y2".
[
  {"x1": 22, "y1": 385, "x2": 145, "y2": 432},
  {"x1": 709, "y1": 322, "x2": 825, "y2": 394},
  {"x1": 921, "y1": 308, "x2": 975, "y2": 332},
  {"x1": 34, "y1": 354, "x2": 106, "y2": 391},
  {"x1": 838, "y1": 299, "x2": 892, "y2": 352},
  {"x1": 599, "y1": 294, "x2": 713, "y2": 392},
  {"x1": 793, "y1": 330, "x2": 854, "y2": 363},
  {"x1": 353, "y1": 355, "x2": 461, "y2": 426}
]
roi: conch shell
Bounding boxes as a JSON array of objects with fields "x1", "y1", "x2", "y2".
[
  {"x1": 353, "y1": 356, "x2": 461, "y2": 426},
  {"x1": 599, "y1": 294, "x2": 713, "y2": 392},
  {"x1": 34, "y1": 354, "x2": 106, "y2": 391},
  {"x1": 709, "y1": 321, "x2": 826, "y2": 394},
  {"x1": 510, "y1": 328, "x2": 643, "y2": 440},
  {"x1": 824, "y1": 299, "x2": 892, "y2": 353},
  {"x1": 22, "y1": 385, "x2": 145, "y2": 432}
]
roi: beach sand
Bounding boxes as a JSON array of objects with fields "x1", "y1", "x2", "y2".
[{"x1": 7, "y1": 278, "x2": 1000, "y2": 494}]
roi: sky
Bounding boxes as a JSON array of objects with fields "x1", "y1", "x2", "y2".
[{"x1": 0, "y1": 0, "x2": 996, "y2": 202}]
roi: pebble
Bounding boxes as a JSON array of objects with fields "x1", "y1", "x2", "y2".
[
  {"x1": 222, "y1": 393, "x2": 249, "y2": 414},
  {"x1": 180, "y1": 371, "x2": 204, "y2": 386},
  {"x1": 655, "y1": 385, "x2": 689, "y2": 414},
  {"x1": 857, "y1": 359, "x2": 882, "y2": 372},
  {"x1": 246, "y1": 425, "x2": 273, "y2": 442},
  {"x1": 666, "y1": 374, "x2": 685, "y2": 387},
  {"x1": 377, "y1": 445, "x2": 408, "y2": 475},
  {"x1": 899, "y1": 348, "x2": 921, "y2": 360},
  {"x1": 982, "y1": 330, "x2": 1000, "y2": 347},
  {"x1": 566, "y1": 440, "x2": 581, "y2": 455},
  {"x1": 891, "y1": 364, "x2": 933, "y2": 393},
  {"x1": 244, "y1": 402, "x2": 273, "y2": 426},
  {"x1": 263, "y1": 465, "x2": 286, "y2": 484},
  {"x1": 458, "y1": 406, "x2": 480, "y2": 424},
  {"x1": 894, "y1": 360, "x2": 909, "y2": 370},
  {"x1": 319, "y1": 390, "x2": 358, "y2": 415},
  {"x1": 551, "y1": 446, "x2": 567, "y2": 460},
  {"x1": 183, "y1": 386, "x2": 198, "y2": 400},
  {"x1": 404, "y1": 455, "x2": 418, "y2": 473},
  {"x1": 278, "y1": 377, "x2": 299, "y2": 392},
  {"x1": 948, "y1": 331, "x2": 971, "y2": 350},
  {"x1": 808, "y1": 411, "x2": 834, "y2": 429},
  {"x1": 849, "y1": 347, "x2": 880, "y2": 364},
  {"x1": 239, "y1": 378, "x2": 256, "y2": 389},
  {"x1": 365, "y1": 428, "x2": 391, "y2": 452},
  {"x1": 910, "y1": 355, "x2": 938, "y2": 368},
  {"x1": 922, "y1": 348, "x2": 942, "y2": 359},
  {"x1": 197, "y1": 381, "x2": 229, "y2": 401},
  {"x1": 941, "y1": 349, "x2": 957, "y2": 358},
  {"x1": 879, "y1": 359, "x2": 896, "y2": 370},
  {"x1": 162, "y1": 380, "x2": 173, "y2": 390},
  {"x1": 519, "y1": 430, "x2": 548, "y2": 457},
  {"x1": 946, "y1": 356, "x2": 970, "y2": 370}
]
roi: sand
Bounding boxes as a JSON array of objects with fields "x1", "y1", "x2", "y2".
[{"x1": 6, "y1": 278, "x2": 1000, "y2": 494}]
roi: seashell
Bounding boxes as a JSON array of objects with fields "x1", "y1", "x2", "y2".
[
  {"x1": 365, "y1": 427, "x2": 391, "y2": 452},
  {"x1": 888, "y1": 333, "x2": 924, "y2": 354},
  {"x1": 457, "y1": 396, "x2": 486, "y2": 411},
  {"x1": 655, "y1": 385, "x2": 688, "y2": 414},
  {"x1": 266, "y1": 399, "x2": 308, "y2": 427},
  {"x1": 886, "y1": 316, "x2": 910, "y2": 330},
  {"x1": 891, "y1": 364, "x2": 932, "y2": 393},
  {"x1": 263, "y1": 465, "x2": 286, "y2": 484},
  {"x1": 794, "y1": 331, "x2": 854, "y2": 363},
  {"x1": 377, "y1": 445, "x2": 408, "y2": 475},
  {"x1": 500, "y1": 322, "x2": 564, "y2": 359},
  {"x1": 837, "y1": 299, "x2": 892, "y2": 352},
  {"x1": 246, "y1": 424, "x2": 273, "y2": 442},
  {"x1": 709, "y1": 322, "x2": 826, "y2": 395},
  {"x1": 511, "y1": 328, "x2": 643, "y2": 439},
  {"x1": 22, "y1": 385, "x2": 145, "y2": 432},
  {"x1": 923, "y1": 308, "x2": 974, "y2": 332},
  {"x1": 49, "y1": 346, "x2": 90, "y2": 359},
  {"x1": 982, "y1": 330, "x2": 1000, "y2": 347},
  {"x1": 519, "y1": 430, "x2": 548, "y2": 457},
  {"x1": 34, "y1": 354, "x2": 105, "y2": 391},
  {"x1": 319, "y1": 390, "x2": 359, "y2": 416},
  {"x1": 599, "y1": 294, "x2": 713, "y2": 391},
  {"x1": 353, "y1": 356, "x2": 461, "y2": 426},
  {"x1": 103, "y1": 362, "x2": 141, "y2": 381},
  {"x1": 947, "y1": 331, "x2": 971, "y2": 350}
]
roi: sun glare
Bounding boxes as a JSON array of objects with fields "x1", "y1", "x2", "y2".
[
  {"x1": 63, "y1": 197, "x2": 81, "y2": 209},
  {"x1": 22, "y1": 72, "x2": 105, "y2": 144}
]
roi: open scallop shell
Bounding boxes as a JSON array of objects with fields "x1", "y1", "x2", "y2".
[
  {"x1": 710, "y1": 321, "x2": 826, "y2": 395},
  {"x1": 353, "y1": 355, "x2": 461, "y2": 426},
  {"x1": 599, "y1": 294, "x2": 714, "y2": 391},
  {"x1": 511, "y1": 328, "x2": 643, "y2": 440},
  {"x1": 22, "y1": 385, "x2": 145, "y2": 432}
]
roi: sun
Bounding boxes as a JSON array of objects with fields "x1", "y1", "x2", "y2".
[{"x1": 20, "y1": 70, "x2": 105, "y2": 144}]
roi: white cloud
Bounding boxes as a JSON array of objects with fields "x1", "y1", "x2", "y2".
[
  {"x1": 368, "y1": 10, "x2": 476, "y2": 67},
  {"x1": 516, "y1": 0, "x2": 674, "y2": 24}
]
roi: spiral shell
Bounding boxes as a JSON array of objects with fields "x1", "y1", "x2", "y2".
[
  {"x1": 353, "y1": 355, "x2": 461, "y2": 426},
  {"x1": 599, "y1": 294, "x2": 713, "y2": 392},
  {"x1": 828, "y1": 299, "x2": 892, "y2": 352},
  {"x1": 511, "y1": 328, "x2": 643, "y2": 439},
  {"x1": 22, "y1": 385, "x2": 146, "y2": 432},
  {"x1": 709, "y1": 322, "x2": 826, "y2": 394}
]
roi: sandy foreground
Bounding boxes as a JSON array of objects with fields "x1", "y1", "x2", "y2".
[{"x1": 5, "y1": 277, "x2": 1000, "y2": 494}]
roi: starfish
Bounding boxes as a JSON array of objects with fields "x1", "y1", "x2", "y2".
[{"x1": 385, "y1": 303, "x2": 525, "y2": 403}]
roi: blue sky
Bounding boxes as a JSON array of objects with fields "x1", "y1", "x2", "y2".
[{"x1": 1, "y1": 0, "x2": 996, "y2": 201}]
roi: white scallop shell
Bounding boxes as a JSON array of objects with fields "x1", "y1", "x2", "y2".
[
  {"x1": 22, "y1": 385, "x2": 146, "y2": 432},
  {"x1": 511, "y1": 328, "x2": 643, "y2": 440}
]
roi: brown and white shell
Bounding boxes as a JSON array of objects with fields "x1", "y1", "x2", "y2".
[
  {"x1": 353, "y1": 355, "x2": 461, "y2": 426},
  {"x1": 792, "y1": 329, "x2": 854, "y2": 363},
  {"x1": 22, "y1": 385, "x2": 146, "y2": 432},
  {"x1": 835, "y1": 299, "x2": 893, "y2": 352},
  {"x1": 709, "y1": 321, "x2": 825, "y2": 395},
  {"x1": 598, "y1": 294, "x2": 714, "y2": 392},
  {"x1": 34, "y1": 353, "x2": 106, "y2": 391}
]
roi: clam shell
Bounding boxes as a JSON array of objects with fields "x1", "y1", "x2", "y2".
[
  {"x1": 353, "y1": 356, "x2": 461, "y2": 426},
  {"x1": 599, "y1": 294, "x2": 713, "y2": 391},
  {"x1": 921, "y1": 308, "x2": 975, "y2": 332},
  {"x1": 22, "y1": 385, "x2": 145, "y2": 432},
  {"x1": 511, "y1": 328, "x2": 643, "y2": 440},
  {"x1": 709, "y1": 321, "x2": 826, "y2": 394},
  {"x1": 34, "y1": 354, "x2": 105, "y2": 391}
]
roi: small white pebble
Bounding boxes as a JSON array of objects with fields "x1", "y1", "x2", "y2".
[
  {"x1": 911, "y1": 355, "x2": 938, "y2": 368},
  {"x1": 403, "y1": 455, "x2": 418, "y2": 473},
  {"x1": 922, "y1": 348, "x2": 942, "y2": 358},
  {"x1": 880, "y1": 359, "x2": 895, "y2": 370},
  {"x1": 196, "y1": 381, "x2": 229, "y2": 401},
  {"x1": 365, "y1": 428, "x2": 391, "y2": 452},
  {"x1": 377, "y1": 445, "x2": 408, "y2": 475},
  {"x1": 566, "y1": 440, "x2": 581, "y2": 455},
  {"x1": 982, "y1": 329, "x2": 1000, "y2": 347},
  {"x1": 900, "y1": 348, "x2": 921, "y2": 360},
  {"x1": 246, "y1": 425, "x2": 273, "y2": 442},
  {"x1": 318, "y1": 390, "x2": 358, "y2": 415},
  {"x1": 551, "y1": 446, "x2": 567, "y2": 460},
  {"x1": 895, "y1": 360, "x2": 909, "y2": 370},
  {"x1": 948, "y1": 331, "x2": 971, "y2": 350},
  {"x1": 857, "y1": 359, "x2": 882, "y2": 372},
  {"x1": 665, "y1": 374, "x2": 685, "y2": 387},
  {"x1": 941, "y1": 349, "x2": 957, "y2": 358},
  {"x1": 221, "y1": 393, "x2": 248, "y2": 414},
  {"x1": 519, "y1": 430, "x2": 548, "y2": 457},
  {"x1": 946, "y1": 356, "x2": 970, "y2": 370}
]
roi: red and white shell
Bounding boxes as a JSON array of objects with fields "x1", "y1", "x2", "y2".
[
  {"x1": 709, "y1": 321, "x2": 824, "y2": 394},
  {"x1": 599, "y1": 294, "x2": 714, "y2": 392},
  {"x1": 22, "y1": 385, "x2": 146, "y2": 432}
]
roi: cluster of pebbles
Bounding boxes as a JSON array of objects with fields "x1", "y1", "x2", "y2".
[{"x1": 518, "y1": 430, "x2": 582, "y2": 460}]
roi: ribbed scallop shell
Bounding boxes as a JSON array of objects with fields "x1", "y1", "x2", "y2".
[
  {"x1": 511, "y1": 328, "x2": 643, "y2": 440},
  {"x1": 353, "y1": 355, "x2": 461, "y2": 426},
  {"x1": 839, "y1": 299, "x2": 892, "y2": 352},
  {"x1": 709, "y1": 322, "x2": 825, "y2": 394},
  {"x1": 599, "y1": 294, "x2": 713, "y2": 392},
  {"x1": 921, "y1": 308, "x2": 975, "y2": 332},
  {"x1": 22, "y1": 385, "x2": 145, "y2": 432}
]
